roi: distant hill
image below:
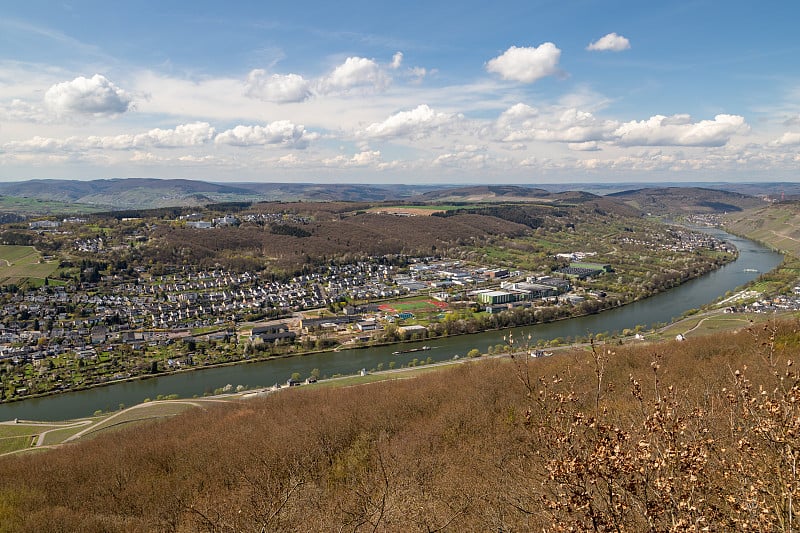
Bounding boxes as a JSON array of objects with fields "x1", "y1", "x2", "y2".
[
  {"x1": 697, "y1": 182, "x2": 800, "y2": 202},
  {"x1": 0, "y1": 179, "x2": 257, "y2": 210},
  {"x1": 411, "y1": 187, "x2": 641, "y2": 217},
  {"x1": 0, "y1": 179, "x2": 451, "y2": 212},
  {"x1": 608, "y1": 186, "x2": 764, "y2": 215},
  {"x1": 0, "y1": 179, "x2": 773, "y2": 215},
  {"x1": 239, "y1": 182, "x2": 442, "y2": 202},
  {"x1": 413, "y1": 185, "x2": 551, "y2": 202}
]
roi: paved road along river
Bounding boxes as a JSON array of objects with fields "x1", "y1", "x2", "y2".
[{"x1": 0, "y1": 228, "x2": 784, "y2": 421}]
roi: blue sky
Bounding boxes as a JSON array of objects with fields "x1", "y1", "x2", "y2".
[{"x1": 0, "y1": 0, "x2": 798, "y2": 183}]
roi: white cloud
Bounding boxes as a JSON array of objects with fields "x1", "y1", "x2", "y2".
[
  {"x1": 391, "y1": 52, "x2": 403, "y2": 69},
  {"x1": 245, "y1": 69, "x2": 312, "y2": 103},
  {"x1": 568, "y1": 141, "x2": 601, "y2": 151},
  {"x1": 4, "y1": 136, "x2": 67, "y2": 153},
  {"x1": 587, "y1": 33, "x2": 631, "y2": 52},
  {"x1": 125, "y1": 68, "x2": 451, "y2": 133},
  {"x1": 497, "y1": 104, "x2": 616, "y2": 143},
  {"x1": 497, "y1": 103, "x2": 539, "y2": 128},
  {"x1": 275, "y1": 153, "x2": 303, "y2": 167},
  {"x1": 613, "y1": 114, "x2": 748, "y2": 147},
  {"x1": 495, "y1": 104, "x2": 748, "y2": 149},
  {"x1": 177, "y1": 154, "x2": 220, "y2": 164},
  {"x1": 215, "y1": 121, "x2": 318, "y2": 148},
  {"x1": 44, "y1": 74, "x2": 132, "y2": 116},
  {"x1": 318, "y1": 56, "x2": 387, "y2": 93},
  {"x1": 5, "y1": 122, "x2": 216, "y2": 152},
  {"x1": 360, "y1": 104, "x2": 461, "y2": 140},
  {"x1": 0, "y1": 99, "x2": 49, "y2": 122},
  {"x1": 132, "y1": 122, "x2": 216, "y2": 148},
  {"x1": 486, "y1": 43, "x2": 561, "y2": 83},
  {"x1": 351, "y1": 150, "x2": 382, "y2": 166},
  {"x1": 783, "y1": 114, "x2": 800, "y2": 126},
  {"x1": 408, "y1": 66, "x2": 427, "y2": 83},
  {"x1": 772, "y1": 131, "x2": 800, "y2": 146},
  {"x1": 324, "y1": 150, "x2": 382, "y2": 167},
  {"x1": 433, "y1": 150, "x2": 490, "y2": 168},
  {"x1": 130, "y1": 151, "x2": 160, "y2": 162}
]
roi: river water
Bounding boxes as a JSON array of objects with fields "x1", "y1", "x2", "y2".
[{"x1": 0, "y1": 229, "x2": 783, "y2": 421}]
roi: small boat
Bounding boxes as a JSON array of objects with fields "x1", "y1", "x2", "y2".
[
  {"x1": 392, "y1": 346, "x2": 432, "y2": 355},
  {"x1": 743, "y1": 268, "x2": 759, "y2": 273}
]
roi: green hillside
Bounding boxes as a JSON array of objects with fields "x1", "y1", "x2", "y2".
[{"x1": 726, "y1": 201, "x2": 800, "y2": 256}]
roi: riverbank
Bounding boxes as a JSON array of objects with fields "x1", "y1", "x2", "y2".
[
  {"x1": 0, "y1": 228, "x2": 781, "y2": 421},
  {"x1": 3, "y1": 305, "x2": 793, "y2": 456},
  {"x1": 0, "y1": 247, "x2": 738, "y2": 406}
]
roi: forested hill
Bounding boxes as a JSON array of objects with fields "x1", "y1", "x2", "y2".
[
  {"x1": 0, "y1": 179, "x2": 443, "y2": 210},
  {"x1": 0, "y1": 179, "x2": 773, "y2": 214},
  {"x1": 608, "y1": 186, "x2": 764, "y2": 215},
  {"x1": 0, "y1": 178, "x2": 256, "y2": 210},
  {"x1": 412, "y1": 185, "x2": 551, "y2": 202}
]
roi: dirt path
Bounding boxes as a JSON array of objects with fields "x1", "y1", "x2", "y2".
[
  {"x1": 680, "y1": 314, "x2": 752, "y2": 338},
  {"x1": 35, "y1": 420, "x2": 93, "y2": 446},
  {"x1": 0, "y1": 419, "x2": 93, "y2": 457},
  {"x1": 64, "y1": 399, "x2": 227, "y2": 443}
]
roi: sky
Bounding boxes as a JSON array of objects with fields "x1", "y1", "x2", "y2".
[{"x1": 0, "y1": 0, "x2": 799, "y2": 184}]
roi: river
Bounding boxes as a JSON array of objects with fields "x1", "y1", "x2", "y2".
[{"x1": 0, "y1": 228, "x2": 783, "y2": 421}]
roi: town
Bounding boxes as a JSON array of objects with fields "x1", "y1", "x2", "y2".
[{"x1": 0, "y1": 207, "x2": 757, "y2": 401}]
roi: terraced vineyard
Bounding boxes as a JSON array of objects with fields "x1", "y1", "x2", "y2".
[
  {"x1": 726, "y1": 202, "x2": 800, "y2": 256},
  {"x1": 0, "y1": 245, "x2": 58, "y2": 285}
]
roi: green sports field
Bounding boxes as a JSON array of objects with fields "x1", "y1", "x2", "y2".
[{"x1": 378, "y1": 297, "x2": 449, "y2": 314}]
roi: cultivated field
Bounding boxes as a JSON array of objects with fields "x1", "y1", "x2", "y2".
[
  {"x1": 367, "y1": 206, "x2": 445, "y2": 216},
  {"x1": 726, "y1": 204, "x2": 800, "y2": 256},
  {"x1": 0, "y1": 245, "x2": 58, "y2": 285}
]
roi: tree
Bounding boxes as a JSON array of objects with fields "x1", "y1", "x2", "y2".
[{"x1": 467, "y1": 348, "x2": 481, "y2": 358}]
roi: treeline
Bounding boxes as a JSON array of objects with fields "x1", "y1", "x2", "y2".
[
  {"x1": 377, "y1": 299, "x2": 616, "y2": 343},
  {"x1": 92, "y1": 206, "x2": 188, "y2": 220},
  {"x1": 1, "y1": 320, "x2": 798, "y2": 530},
  {"x1": 0, "y1": 230, "x2": 36, "y2": 246},
  {"x1": 433, "y1": 204, "x2": 549, "y2": 229},
  {"x1": 204, "y1": 201, "x2": 252, "y2": 212},
  {"x1": 91, "y1": 201, "x2": 249, "y2": 221}
]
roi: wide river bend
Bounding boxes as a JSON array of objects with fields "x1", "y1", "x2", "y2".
[{"x1": 0, "y1": 228, "x2": 783, "y2": 421}]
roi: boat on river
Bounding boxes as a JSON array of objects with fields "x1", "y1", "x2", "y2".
[{"x1": 392, "y1": 346, "x2": 431, "y2": 355}]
